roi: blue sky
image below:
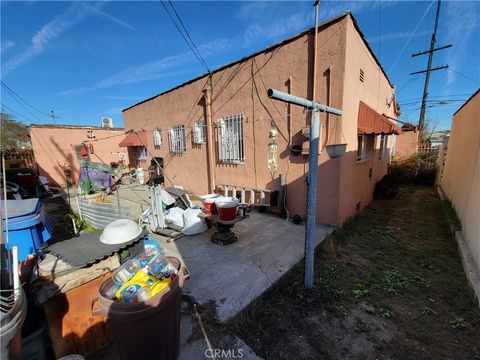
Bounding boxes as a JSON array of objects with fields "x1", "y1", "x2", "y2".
[{"x1": 1, "y1": 1, "x2": 479, "y2": 131}]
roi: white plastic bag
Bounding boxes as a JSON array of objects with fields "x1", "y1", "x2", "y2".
[
  {"x1": 160, "y1": 189, "x2": 176, "y2": 206},
  {"x1": 182, "y1": 208, "x2": 208, "y2": 235},
  {"x1": 164, "y1": 207, "x2": 185, "y2": 229}
]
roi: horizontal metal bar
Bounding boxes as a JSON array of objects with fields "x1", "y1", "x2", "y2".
[
  {"x1": 267, "y1": 88, "x2": 342, "y2": 116},
  {"x1": 409, "y1": 65, "x2": 449, "y2": 75},
  {"x1": 412, "y1": 44, "x2": 452, "y2": 57}
]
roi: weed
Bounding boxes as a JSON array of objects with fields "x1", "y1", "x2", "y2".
[
  {"x1": 352, "y1": 283, "x2": 369, "y2": 298},
  {"x1": 378, "y1": 308, "x2": 394, "y2": 318},
  {"x1": 411, "y1": 275, "x2": 430, "y2": 288},
  {"x1": 449, "y1": 316, "x2": 467, "y2": 329},
  {"x1": 419, "y1": 259, "x2": 441, "y2": 274},
  {"x1": 378, "y1": 270, "x2": 410, "y2": 295},
  {"x1": 440, "y1": 199, "x2": 462, "y2": 231},
  {"x1": 67, "y1": 213, "x2": 98, "y2": 233},
  {"x1": 421, "y1": 307, "x2": 437, "y2": 316},
  {"x1": 365, "y1": 304, "x2": 376, "y2": 314},
  {"x1": 354, "y1": 319, "x2": 369, "y2": 333}
]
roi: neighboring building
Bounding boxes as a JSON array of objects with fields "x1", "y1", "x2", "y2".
[
  {"x1": 441, "y1": 89, "x2": 480, "y2": 298},
  {"x1": 428, "y1": 130, "x2": 450, "y2": 148},
  {"x1": 29, "y1": 125, "x2": 128, "y2": 187},
  {"x1": 392, "y1": 125, "x2": 419, "y2": 160},
  {"x1": 121, "y1": 12, "x2": 399, "y2": 225}
]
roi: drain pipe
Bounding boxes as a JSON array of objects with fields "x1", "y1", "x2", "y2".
[
  {"x1": 203, "y1": 80, "x2": 216, "y2": 193},
  {"x1": 268, "y1": 88, "x2": 342, "y2": 289}
]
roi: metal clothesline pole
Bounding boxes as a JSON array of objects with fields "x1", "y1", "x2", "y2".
[
  {"x1": 128, "y1": 129, "x2": 191, "y2": 209},
  {"x1": 267, "y1": 88, "x2": 342, "y2": 289}
]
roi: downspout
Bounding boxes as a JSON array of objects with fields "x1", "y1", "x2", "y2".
[{"x1": 203, "y1": 77, "x2": 216, "y2": 193}]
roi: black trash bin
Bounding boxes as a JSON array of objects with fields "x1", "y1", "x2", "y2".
[{"x1": 92, "y1": 257, "x2": 188, "y2": 360}]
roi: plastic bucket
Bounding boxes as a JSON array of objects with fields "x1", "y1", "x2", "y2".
[
  {"x1": 92, "y1": 257, "x2": 188, "y2": 360},
  {"x1": 215, "y1": 197, "x2": 239, "y2": 221},
  {"x1": 201, "y1": 194, "x2": 220, "y2": 215}
]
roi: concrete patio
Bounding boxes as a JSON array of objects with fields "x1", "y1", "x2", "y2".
[{"x1": 156, "y1": 211, "x2": 333, "y2": 322}]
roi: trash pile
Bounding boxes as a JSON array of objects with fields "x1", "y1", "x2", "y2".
[{"x1": 103, "y1": 240, "x2": 178, "y2": 303}]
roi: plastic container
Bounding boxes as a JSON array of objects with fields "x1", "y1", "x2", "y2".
[
  {"x1": 215, "y1": 197, "x2": 239, "y2": 221},
  {"x1": 135, "y1": 168, "x2": 144, "y2": 185},
  {"x1": 112, "y1": 259, "x2": 141, "y2": 284},
  {"x1": 1, "y1": 200, "x2": 53, "y2": 261},
  {"x1": 0, "y1": 288, "x2": 27, "y2": 360},
  {"x1": 92, "y1": 257, "x2": 189, "y2": 360},
  {"x1": 200, "y1": 194, "x2": 220, "y2": 215}
]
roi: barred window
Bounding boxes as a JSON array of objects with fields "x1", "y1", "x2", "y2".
[
  {"x1": 217, "y1": 114, "x2": 244, "y2": 164},
  {"x1": 193, "y1": 120, "x2": 206, "y2": 144},
  {"x1": 379, "y1": 134, "x2": 388, "y2": 160},
  {"x1": 169, "y1": 125, "x2": 186, "y2": 153},
  {"x1": 153, "y1": 129, "x2": 162, "y2": 147}
]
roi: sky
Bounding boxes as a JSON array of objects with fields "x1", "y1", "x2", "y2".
[{"x1": 1, "y1": 0, "x2": 479, "y2": 131}]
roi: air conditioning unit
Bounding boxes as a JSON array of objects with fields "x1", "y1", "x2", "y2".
[{"x1": 101, "y1": 117, "x2": 114, "y2": 128}]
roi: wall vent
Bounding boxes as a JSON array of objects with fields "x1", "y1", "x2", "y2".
[{"x1": 359, "y1": 69, "x2": 365, "y2": 83}]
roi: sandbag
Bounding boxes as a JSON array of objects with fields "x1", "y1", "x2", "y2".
[
  {"x1": 164, "y1": 207, "x2": 185, "y2": 229},
  {"x1": 182, "y1": 208, "x2": 207, "y2": 236}
]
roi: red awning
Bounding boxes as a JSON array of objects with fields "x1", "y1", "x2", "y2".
[
  {"x1": 119, "y1": 130, "x2": 147, "y2": 147},
  {"x1": 358, "y1": 101, "x2": 401, "y2": 135}
]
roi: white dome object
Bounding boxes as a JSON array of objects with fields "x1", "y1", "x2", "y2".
[
  {"x1": 99, "y1": 219, "x2": 142, "y2": 245},
  {"x1": 214, "y1": 197, "x2": 239, "y2": 209}
]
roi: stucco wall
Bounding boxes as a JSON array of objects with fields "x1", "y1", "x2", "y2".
[
  {"x1": 337, "y1": 17, "x2": 397, "y2": 224},
  {"x1": 123, "y1": 16, "x2": 349, "y2": 225},
  {"x1": 122, "y1": 14, "x2": 393, "y2": 226},
  {"x1": 394, "y1": 130, "x2": 418, "y2": 160},
  {"x1": 441, "y1": 91, "x2": 480, "y2": 272},
  {"x1": 29, "y1": 126, "x2": 127, "y2": 186}
]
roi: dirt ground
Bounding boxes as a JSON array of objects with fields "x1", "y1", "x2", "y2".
[
  {"x1": 42, "y1": 195, "x2": 76, "y2": 243},
  {"x1": 227, "y1": 185, "x2": 480, "y2": 359}
]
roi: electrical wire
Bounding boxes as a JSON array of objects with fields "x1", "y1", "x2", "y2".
[
  {"x1": 167, "y1": 1, "x2": 210, "y2": 73},
  {"x1": 448, "y1": 68, "x2": 479, "y2": 84},
  {"x1": 1, "y1": 103, "x2": 39, "y2": 124},
  {"x1": 1, "y1": 81, "x2": 51, "y2": 119},
  {"x1": 159, "y1": 1, "x2": 210, "y2": 74}
]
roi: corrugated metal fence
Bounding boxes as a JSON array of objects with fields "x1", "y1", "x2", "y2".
[{"x1": 75, "y1": 195, "x2": 131, "y2": 229}]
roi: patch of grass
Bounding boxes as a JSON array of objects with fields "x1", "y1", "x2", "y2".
[
  {"x1": 354, "y1": 319, "x2": 369, "y2": 333},
  {"x1": 377, "y1": 269, "x2": 410, "y2": 295},
  {"x1": 352, "y1": 283, "x2": 369, "y2": 298},
  {"x1": 440, "y1": 199, "x2": 462, "y2": 232},
  {"x1": 421, "y1": 306, "x2": 438, "y2": 316},
  {"x1": 419, "y1": 259, "x2": 441, "y2": 274},
  {"x1": 449, "y1": 316, "x2": 467, "y2": 329}
]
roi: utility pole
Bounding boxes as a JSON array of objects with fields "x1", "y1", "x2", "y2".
[
  {"x1": 267, "y1": 89, "x2": 342, "y2": 289},
  {"x1": 411, "y1": 0, "x2": 452, "y2": 142}
]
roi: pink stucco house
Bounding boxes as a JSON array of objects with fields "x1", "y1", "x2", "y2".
[{"x1": 120, "y1": 13, "x2": 399, "y2": 226}]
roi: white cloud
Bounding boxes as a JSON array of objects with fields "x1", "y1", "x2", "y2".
[
  {"x1": 104, "y1": 107, "x2": 124, "y2": 115},
  {"x1": 0, "y1": 41, "x2": 15, "y2": 54},
  {"x1": 104, "y1": 95, "x2": 144, "y2": 100},
  {"x1": 83, "y1": 3, "x2": 136, "y2": 32}
]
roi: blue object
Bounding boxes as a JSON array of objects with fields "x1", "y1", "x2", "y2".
[{"x1": 1, "y1": 199, "x2": 53, "y2": 261}]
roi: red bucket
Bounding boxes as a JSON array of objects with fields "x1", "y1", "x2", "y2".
[
  {"x1": 201, "y1": 194, "x2": 220, "y2": 215},
  {"x1": 215, "y1": 197, "x2": 239, "y2": 221}
]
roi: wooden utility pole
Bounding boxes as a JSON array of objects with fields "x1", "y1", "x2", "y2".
[{"x1": 411, "y1": 0, "x2": 452, "y2": 141}]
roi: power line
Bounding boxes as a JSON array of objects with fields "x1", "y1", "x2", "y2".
[
  {"x1": 1, "y1": 103, "x2": 39, "y2": 124},
  {"x1": 448, "y1": 68, "x2": 479, "y2": 84},
  {"x1": 1, "y1": 81, "x2": 51, "y2": 118},
  {"x1": 168, "y1": 1, "x2": 210, "y2": 73},
  {"x1": 159, "y1": 1, "x2": 210, "y2": 74}
]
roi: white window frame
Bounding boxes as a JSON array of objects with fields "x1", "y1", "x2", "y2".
[
  {"x1": 169, "y1": 125, "x2": 186, "y2": 153},
  {"x1": 217, "y1": 113, "x2": 244, "y2": 164},
  {"x1": 153, "y1": 129, "x2": 163, "y2": 147},
  {"x1": 379, "y1": 134, "x2": 388, "y2": 160},
  {"x1": 193, "y1": 120, "x2": 206, "y2": 144},
  {"x1": 357, "y1": 134, "x2": 376, "y2": 162}
]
